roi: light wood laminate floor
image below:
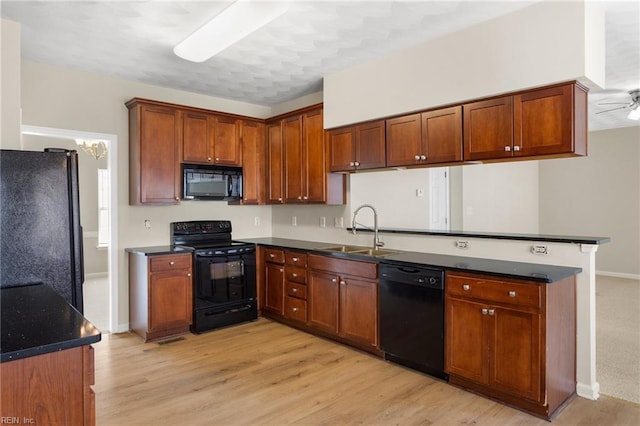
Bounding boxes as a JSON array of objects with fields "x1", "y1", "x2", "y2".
[{"x1": 94, "y1": 318, "x2": 639, "y2": 425}]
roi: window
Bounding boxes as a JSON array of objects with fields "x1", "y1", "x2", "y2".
[{"x1": 98, "y1": 168, "x2": 110, "y2": 248}]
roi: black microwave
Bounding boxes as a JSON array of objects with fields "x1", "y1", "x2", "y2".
[{"x1": 182, "y1": 164, "x2": 242, "y2": 200}]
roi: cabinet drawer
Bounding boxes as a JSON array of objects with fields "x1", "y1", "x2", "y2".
[
  {"x1": 149, "y1": 254, "x2": 191, "y2": 272},
  {"x1": 286, "y1": 281, "x2": 307, "y2": 300},
  {"x1": 284, "y1": 296, "x2": 307, "y2": 322},
  {"x1": 286, "y1": 266, "x2": 307, "y2": 284},
  {"x1": 308, "y1": 254, "x2": 377, "y2": 280},
  {"x1": 447, "y1": 273, "x2": 541, "y2": 309},
  {"x1": 264, "y1": 248, "x2": 285, "y2": 264},
  {"x1": 286, "y1": 251, "x2": 307, "y2": 267}
]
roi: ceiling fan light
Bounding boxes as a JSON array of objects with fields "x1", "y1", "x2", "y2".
[
  {"x1": 174, "y1": 0, "x2": 289, "y2": 63},
  {"x1": 628, "y1": 106, "x2": 640, "y2": 120}
]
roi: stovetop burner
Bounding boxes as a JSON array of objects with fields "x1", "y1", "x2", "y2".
[{"x1": 170, "y1": 220, "x2": 253, "y2": 254}]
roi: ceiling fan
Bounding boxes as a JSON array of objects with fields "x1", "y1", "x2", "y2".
[{"x1": 596, "y1": 89, "x2": 640, "y2": 120}]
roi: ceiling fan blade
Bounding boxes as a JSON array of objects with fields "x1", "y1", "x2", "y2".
[{"x1": 595, "y1": 105, "x2": 630, "y2": 114}]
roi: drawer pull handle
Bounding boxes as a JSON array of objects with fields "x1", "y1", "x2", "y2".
[
  {"x1": 488, "y1": 309, "x2": 495, "y2": 316},
  {"x1": 508, "y1": 291, "x2": 516, "y2": 297},
  {"x1": 482, "y1": 308, "x2": 488, "y2": 315},
  {"x1": 462, "y1": 284, "x2": 470, "y2": 291}
]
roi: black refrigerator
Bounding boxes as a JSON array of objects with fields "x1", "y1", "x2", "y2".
[{"x1": 1, "y1": 149, "x2": 84, "y2": 312}]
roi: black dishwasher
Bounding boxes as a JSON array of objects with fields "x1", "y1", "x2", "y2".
[{"x1": 379, "y1": 262, "x2": 448, "y2": 381}]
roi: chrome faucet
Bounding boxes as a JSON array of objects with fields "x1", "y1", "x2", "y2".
[{"x1": 352, "y1": 204, "x2": 384, "y2": 250}]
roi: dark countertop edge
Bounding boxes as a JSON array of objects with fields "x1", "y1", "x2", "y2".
[
  {"x1": 1, "y1": 334, "x2": 102, "y2": 363},
  {"x1": 348, "y1": 227, "x2": 611, "y2": 245},
  {"x1": 239, "y1": 238, "x2": 582, "y2": 283},
  {"x1": 126, "y1": 245, "x2": 193, "y2": 255}
]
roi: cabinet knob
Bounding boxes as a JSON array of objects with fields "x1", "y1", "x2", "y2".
[
  {"x1": 303, "y1": 196, "x2": 308, "y2": 200},
  {"x1": 504, "y1": 146, "x2": 511, "y2": 152},
  {"x1": 508, "y1": 291, "x2": 516, "y2": 298},
  {"x1": 292, "y1": 257, "x2": 299, "y2": 262},
  {"x1": 354, "y1": 161, "x2": 360, "y2": 167},
  {"x1": 488, "y1": 309, "x2": 495, "y2": 316},
  {"x1": 215, "y1": 157, "x2": 220, "y2": 161},
  {"x1": 292, "y1": 288, "x2": 297, "y2": 292},
  {"x1": 292, "y1": 273, "x2": 298, "y2": 277},
  {"x1": 462, "y1": 284, "x2": 470, "y2": 291},
  {"x1": 414, "y1": 155, "x2": 421, "y2": 160},
  {"x1": 482, "y1": 308, "x2": 488, "y2": 315},
  {"x1": 279, "y1": 268, "x2": 284, "y2": 272},
  {"x1": 513, "y1": 146, "x2": 520, "y2": 152},
  {"x1": 340, "y1": 280, "x2": 346, "y2": 286},
  {"x1": 349, "y1": 161, "x2": 355, "y2": 166},
  {"x1": 269, "y1": 254, "x2": 275, "y2": 258},
  {"x1": 420, "y1": 155, "x2": 426, "y2": 160},
  {"x1": 278, "y1": 198, "x2": 283, "y2": 202},
  {"x1": 331, "y1": 278, "x2": 337, "y2": 283},
  {"x1": 292, "y1": 307, "x2": 298, "y2": 312},
  {"x1": 207, "y1": 157, "x2": 212, "y2": 161},
  {"x1": 187, "y1": 273, "x2": 192, "y2": 277},
  {"x1": 175, "y1": 197, "x2": 180, "y2": 201},
  {"x1": 169, "y1": 261, "x2": 175, "y2": 266}
]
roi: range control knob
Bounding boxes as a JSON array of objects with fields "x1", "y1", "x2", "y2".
[{"x1": 429, "y1": 277, "x2": 439, "y2": 285}]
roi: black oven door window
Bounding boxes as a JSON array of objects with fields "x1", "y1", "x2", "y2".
[{"x1": 196, "y1": 257, "x2": 246, "y2": 303}]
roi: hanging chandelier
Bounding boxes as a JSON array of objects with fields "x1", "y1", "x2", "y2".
[{"x1": 75, "y1": 139, "x2": 107, "y2": 160}]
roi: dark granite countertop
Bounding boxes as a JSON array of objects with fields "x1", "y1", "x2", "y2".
[
  {"x1": 239, "y1": 238, "x2": 581, "y2": 283},
  {"x1": 1, "y1": 283, "x2": 102, "y2": 363},
  {"x1": 126, "y1": 245, "x2": 193, "y2": 255}
]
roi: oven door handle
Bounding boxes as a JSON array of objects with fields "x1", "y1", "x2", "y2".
[{"x1": 204, "y1": 305, "x2": 253, "y2": 316}]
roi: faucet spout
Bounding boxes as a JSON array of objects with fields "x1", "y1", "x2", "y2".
[{"x1": 352, "y1": 204, "x2": 384, "y2": 250}]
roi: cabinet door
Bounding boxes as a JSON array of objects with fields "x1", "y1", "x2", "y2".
[
  {"x1": 386, "y1": 113, "x2": 422, "y2": 167},
  {"x1": 339, "y1": 277, "x2": 378, "y2": 348},
  {"x1": 182, "y1": 112, "x2": 211, "y2": 164},
  {"x1": 463, "y1": 96, "x2": 513, "y2": 161},
  {"x1": 303, "y1": 108, "x2": 326, "y2": 203},
  {"x1": 284, "y1": 115, "x2": 304, "y2": 202},
  {"x1": 421, "y1": 106, "x2": 463, "y2": 164},
  {"x1": 445, "y1": 297, "x2": 490, "y2": 384},
  {"x1": 240, "y1": 120, "x2": 265, "y2": 204},
  {"x1": 264, "y1": 262, "x2": 285, "y2": 315},
  {"x1": 514, "y1": 84, "x2": 574, "y2": 157},
  {"x1": 137, "y1": 104, "x2": 181, "y2": 205},
  {"x1": 490, "y1": 306, "x2": 542, "y2": 402},
  {"x1": 355, "y1": 120, "x2": 386, "y2": 170},
  {"x1": 267, "y1": 121, "x2": 285, "y2": 204},
  {"x1": 149, "y1": 271, "x2": 192, "y2": 332},
  {"x1": 211, "y1": 116, "x2": 242, "y2": 166},
  {"x1": 308, "y1": 270, "x2": 339, "y2": 335},
  {"x1": 328, "y1": 126, "x2": 356, "y2": 172}
]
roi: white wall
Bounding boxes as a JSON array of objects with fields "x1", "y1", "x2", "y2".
[
  {"x1": 540, "y1": 126, "x2": 640, "y2": 277},
  {"x1": 20, "y1": 60, "x2": 275, "y2": 330},
  {"x1": 1, "y1": 18, "x2": 21, "y2": 147},
  {"x1": 324, "y1": 0, "x2": 604, "y2": 128}
]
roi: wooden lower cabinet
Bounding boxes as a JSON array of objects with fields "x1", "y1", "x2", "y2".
[
  {"x1": 308, "y1": 270, "x2": 339, "y2": 334},
  {"x1": 129, "y1": 252, "x2": 193, "y2": 342},
  {"x1": 445, "y1": 271, "x2": 576, "y2": 419},
  {"x1": 1, "y1": 345, "x2": 95, "y2": 425}
]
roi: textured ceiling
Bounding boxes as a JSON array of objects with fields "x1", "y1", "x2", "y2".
[{"x1": 2, "y1": 1, "x2": 639, "y2": 131}]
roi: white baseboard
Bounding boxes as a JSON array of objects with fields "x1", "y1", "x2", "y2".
[
  {"x1": 84, "y1": 272, "x2": 108, "y2": 280},
  {"x1": 596, "y1": 270, "x2": 640, "y2": 280},
  {"x1": 113, "y1": 323, "x2": 129, "y2": 334},
  {"x1": 576, "y1": 381, "x2": 600, "y2": 400}
]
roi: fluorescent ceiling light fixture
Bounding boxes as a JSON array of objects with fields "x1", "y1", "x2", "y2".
[
  {"x1": 174, "y1": 0, "x2": 289, "y2": 63},
  {"x1": 628, "y1": 106, "x2": 640, "y2": 120}
]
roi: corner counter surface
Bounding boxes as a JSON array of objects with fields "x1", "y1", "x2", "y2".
[
  {"x1": 125, "y1": 245, "x2": 192, "y2": 255},
  {"x1": 240, "y1": 238, "x2": 582, "y2": 283},
  {"x1": 1, "y1": 283, "x2": 101, "y2": 362}
]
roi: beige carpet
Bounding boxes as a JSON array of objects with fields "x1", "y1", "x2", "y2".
[{"x1": 596, "y1": 274, "x2": 640, "y2": 404}]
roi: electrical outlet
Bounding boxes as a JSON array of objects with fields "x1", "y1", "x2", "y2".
[
  {"x1": 320, "y1": 216, "x2": 326, "y2": 228},
  {"x1": 291, "y1": 216, "x2": 297, "y2": 226},
  {"x1": 144, "y1": 219, "x2": 151, "y2": 230},
  {"x1": 455, "y1": 240, "x2": 469, "y2": 249},
  {"x1": 334, "y1": 217, "x2": 344, "y2": 228},
  {"x1": 416, "y1": 188, "x2": 425, "y2": 197},
  {"x1": 531, "y1": 245, "x2": 549, "y2": 255},
  {"x1": 254, "y1": 216, "x2": 260, "y2": 226}
]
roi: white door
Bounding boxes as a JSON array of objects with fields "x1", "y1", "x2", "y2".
[{"x1": 429, "y1": 167, "x2": 450, "y2": 231}]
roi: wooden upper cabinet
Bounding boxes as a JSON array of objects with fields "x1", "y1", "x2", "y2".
[
  {"x1": 303, "y1": 108, "x2": 326, "y2": 202},
  {"x1": 284, "y1": 115, "x2": 305, "y2": 202},
  {"x1": 211, "y1": 116, "x2": 242, "y2": 166},
  {"x1": 239, "y1": 120, "x2": 265, "y2": 205},
  {"x1": 514, "y1": 83, "x2": 586, "y2": 158},
  {"x1": 182, "y1": 112, "x2": 210, "y2": 163},
  {"x1": 328, "y1": 120, "x2": 386, "y2": 172},
  {"x1": 267, "y1": 120, "x2": 285, "y2": 204},
  {"x1": 127, "y1": 100, "x2": 181, "y2": 205},
  {"x1": 386, "y1": 113, "x2": 422, "y2": 167},
  {"x1": 463, "y1": 96, "x2": 514, "y2": 161},
  {"x1": 421, "y1": 106, "x2": 463, "y2": 164}
]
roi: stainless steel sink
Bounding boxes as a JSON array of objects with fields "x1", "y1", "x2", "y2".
[{"x1": 318, "y1": 245, "x2": 403, "y2": 258}]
